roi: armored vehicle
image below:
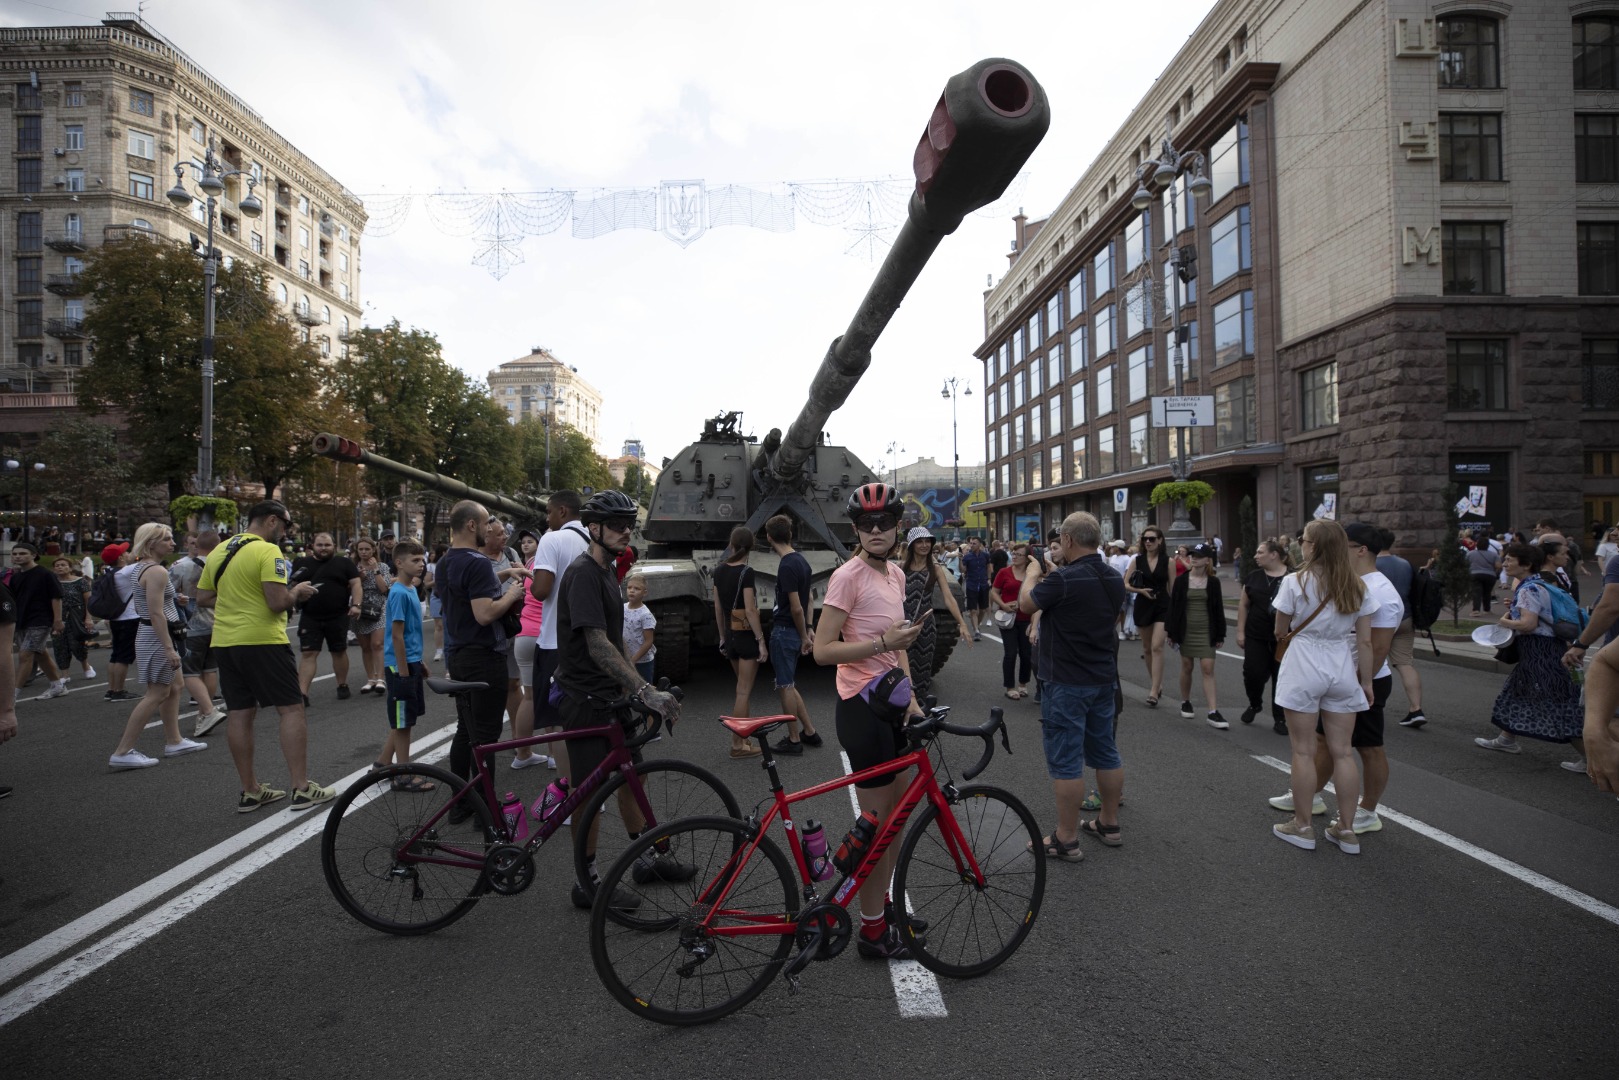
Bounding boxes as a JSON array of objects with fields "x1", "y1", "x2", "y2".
[{"x1": 310, "y1": 433, "x2": 549, "y2": 529}]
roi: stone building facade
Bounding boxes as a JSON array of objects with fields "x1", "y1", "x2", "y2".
[
  {"x1": 0, "y1": 15, "x2": 366, "y2": 447},
  {"x1": 487, "y1": 346, "x2": 605, "y2": 451},
  {"x1": 975, "y1": 0, "x2": 1619, "y2": 550}
]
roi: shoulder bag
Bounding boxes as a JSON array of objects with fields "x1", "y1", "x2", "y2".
[{"x1": 1274, "y1": 576, "x2": 1330, "y2": 663}]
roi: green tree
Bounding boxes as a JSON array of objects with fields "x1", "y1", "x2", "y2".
[
  {"x1": 511, "y1": 417, "x2": 614, "y2": 496},
  {"x1": 1438, "y1": 484, "x2": 1474, "y2": 626},
  {"x1": 24, "y1": 419, "x2": 151, "y2": 539},
  {"x1": 623, "y1": 464, "x2": 652, "y2": 506}
]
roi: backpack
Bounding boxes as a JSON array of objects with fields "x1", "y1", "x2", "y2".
[
  {"x1": 1410, "y1": 569, "x2": 1445, "y2": 632},
  {"x1": 1538, "y1": 580, "x2": 1588, "y2": 642},
  {"x1": 86, "y1": 566, "x2": 124, "y2": 620}
]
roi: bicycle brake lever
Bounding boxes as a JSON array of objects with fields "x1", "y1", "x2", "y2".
[{"x1": 1000, "y1": 723, "x2": 1012, "y2": 755}]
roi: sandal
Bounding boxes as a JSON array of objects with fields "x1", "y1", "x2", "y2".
[
  {"x1": 1081, "y1": 818, "x2": 1123, "y2": 847},
  {"x1": 1028, "y1": 827, "x2": 1083, "y2": 862},
  {"x1": 1004, "y1": 688, "x2": 1024, "y2": 700},
  {"x1": 1080, "y1": 793, "x2": 1123, "y2": 812},
  {"x1": 390, "y1": 774, "x2": 436, "y2": 793},
  {"x1": 1145, "y1": 695, "x2": 1160, "y2": 708}
]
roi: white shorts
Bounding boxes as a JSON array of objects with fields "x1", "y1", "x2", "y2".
[
  {"x1": 514, "y1": 635, "x2": 537, "y2": 688},
  {"x1": 1274, "y1": 639, "x2": 1367, "y2": 715}
]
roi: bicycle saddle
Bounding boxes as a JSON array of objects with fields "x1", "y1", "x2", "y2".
[
  {"x1": 426, "y1": 676, "x2": 490, "y2": 695},
  {"x1": 720, "y1": 715, "x2": 793, "y2": 738}
]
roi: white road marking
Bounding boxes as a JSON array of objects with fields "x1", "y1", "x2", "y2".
[
  {"x1": 839, "y1": 751, "x2": 948, "y2": 1020},
  {"x1": 0, "y1": 719, "x2": 458, "y2": 1018},
  {"x1": 1250, "y1": 754, "x2": 1619, "y2": 928}
]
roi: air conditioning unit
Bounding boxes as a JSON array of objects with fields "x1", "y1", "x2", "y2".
[{"x1": 53, "y1": 147, "x2": 65, "y2": 157}]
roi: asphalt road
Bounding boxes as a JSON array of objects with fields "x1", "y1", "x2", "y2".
[{"x1": 1, "y1": 624, "x2": 1616, "y2": 1079}]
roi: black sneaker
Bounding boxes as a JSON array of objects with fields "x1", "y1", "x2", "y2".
[
  {"x1": 801, "y1": 731, "x2": 824, "y2": 748},
  {"x1": 1399, "y1": 710, "x2": 1427, "y2": 729},
  {"x1": 1206, "y1": 711, "x2": 1229, "y2": 730},
  {"x1": 632, "y1": 851, "x2": 698, "y2": 884},
  {"x1": 857, "y1": 925, "x2": 912, "y2": 960},
  {"x1": 0, "y1": 785, "x2": 12, "y2": 800},
  {"x1": 1179, "y1": 700, "x2": 1194, "y2": 719},
  {"x1": 447, "y1": 800, "x2": 475, "y2": 825},
  {"x1": 1273, "y1": 717, "x2": 1289, "y2": 736},
  {"x1": 885, "y1": 900, "x2": 928, "y2": 937},
  {"x1": 1239, "y1": 706, "x2": 1258, "y2": 725},
  {"x1": 103, "y1": 690, "x2": 134, "y2": 702},
  {"x1": 571, "y1": 881, "x2": 641, "y2": 911},
  {"x1": 771, "y1": 735, "x2": 805, "y2": 756},
  {"x1": 336, "y1": 684, "x2": 351, "y2": 700}
]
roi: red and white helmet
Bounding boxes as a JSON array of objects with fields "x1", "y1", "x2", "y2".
[{"x1": 845, "y1": 482, "x2": 902, "y2": 519}]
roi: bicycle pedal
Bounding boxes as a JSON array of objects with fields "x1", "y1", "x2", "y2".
[{"x1": 784, "y1": 971, "x2": 802, "y2": 996}]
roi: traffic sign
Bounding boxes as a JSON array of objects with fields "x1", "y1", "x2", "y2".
[
  {"x1": 1150, "y1": 395, "x2": 1215, "y2": 428},
  {"x1": 1113, "y1": 487, "x2": 1128, "y2": 512}
]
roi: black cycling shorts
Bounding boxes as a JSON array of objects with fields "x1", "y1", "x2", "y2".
[
  {"x1": 835, "y1": 693, "x2": 907, "y2": 789},
  {"x1": 110, "y1": 617, "x2": 138, "y2": 665},
  {"x1": 216, "y1": 643, "x2": 303, "y2": 711},
  {"x1": 558, "y1": 692, "x2": 637, "y2": 789},
  {"x1": 298, "y1": 613, "x2": 350, "y2": 654}
]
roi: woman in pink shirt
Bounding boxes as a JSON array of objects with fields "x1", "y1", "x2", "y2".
[{"x1": 813, "y1": 483, "x2": 926, "y2": 960}]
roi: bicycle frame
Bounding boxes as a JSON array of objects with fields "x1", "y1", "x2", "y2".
[{"x1": 694, "y1": 737, "x2": 986, "y2": 939}]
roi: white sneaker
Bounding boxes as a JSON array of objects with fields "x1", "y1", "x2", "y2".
[
  {"x1": 511, "y1": 753, "x2": 547, "y2": 770},
  {"x1": 164, "y1": 737, "x2": 208, "y2": 757},
  {"x1": 109, "y1": 749, "x2": 159, "y2": 769},
  {"x1": 40, "y1": 680, "x2": 68, "y2": 699},
  {"x1": 547, "y1": 756, "x2": 557, "y2": 770},
  {"x1": 1352, "y1": 806, "x2": 1382, "y2": 833},
  {"x1": 433, "y1": 648, "x2": 443, "y2": 662},
  {"x1": 83, "y1": 666, "x2": 96, "y2": 679},
  {"x1": 1474, "y1": 734, "x2": 1521, "y2": 754},
  {"x1": 1561, "y1": 758, "x2": 1588, "y2": 774},
  {"x1": 1268, "y1": 791, "x2": 1328, "y2": 815},
  {"x1": 193, "y1": 710, "x2": 226, "y2": 738}
]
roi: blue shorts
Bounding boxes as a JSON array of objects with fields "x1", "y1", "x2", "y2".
[
  {"x1": 769, "y1": 624, "x2": 802, "y2": 689},
  {"x1": 1039, "y1": 682, "x2": 1121, "y2": 780},
  {"x1": 966, "y1": 583, "x2": 990, "y2": 610}
]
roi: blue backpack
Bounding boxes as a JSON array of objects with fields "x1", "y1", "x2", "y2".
[{"x1": 1527, "y1": 579, "x2": 1587, "y2": 642}]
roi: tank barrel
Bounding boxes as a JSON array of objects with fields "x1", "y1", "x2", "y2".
[
  {"x1": 771, "y1": 58, "x2": 1049, "y2": 485},
  {"x1": 312, "y1": 433, "x2": 544, "y2": 523}
]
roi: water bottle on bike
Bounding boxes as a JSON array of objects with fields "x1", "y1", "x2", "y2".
[
  {"x1": 532, "y1": 777, "x2": 570, "y2": 823},
  {"x1": 499, "y1": 791, "x2": 529, "y2": 843},
  {"x1": 801, "y1": 819, "x2": 833, "y2": 881},
  {"x1": 832, "y1": 810, "x2": 880, "y2": 875}
]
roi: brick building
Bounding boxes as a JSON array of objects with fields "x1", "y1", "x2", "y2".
[{"x1": 975, "y1": 0, "x2": 1619, "y2": 550}]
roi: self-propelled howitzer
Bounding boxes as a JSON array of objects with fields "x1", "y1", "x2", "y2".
[
  {"x1": 637, "y1": 58, "x2": 1049, "y2": 681},
  {"x1": 311, "y1": 432, "x2": 549, "y2": 527}
]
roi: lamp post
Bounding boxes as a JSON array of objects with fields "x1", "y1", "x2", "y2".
[
  {"x1": 941, "y1": 377, "x2": 972, "y2": 524},
  {"x1": 884, "y1": 441, "x2": 904, "y2": 490},
  {"x1": 166, "y1": 139, "x2": 263, "y2": 531},
  {"x1": 4, "y1": 459, "x2": 45, "y2": 539},
  {"x1": 1130, "y1": 130, "x2": 1211, "y2": 543}
]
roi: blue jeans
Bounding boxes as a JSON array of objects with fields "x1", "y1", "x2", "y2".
[
  {"x1": 769, "y1": 624, "x2": 802, "y2": 690},
  {"x1": 1039, "y1": 682, "x2": 1120, "y2": 780},
  {"x1": 635, "y1": 658, "x2": 656, "y2": 683}
]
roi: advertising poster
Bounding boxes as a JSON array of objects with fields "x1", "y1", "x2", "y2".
[
  {"x1": 1311, "y1": 492, "x2": 1337, "y2": 521},
  {"x1": 1014, "y1": 514, "x2": 1041, "y2": 542}
]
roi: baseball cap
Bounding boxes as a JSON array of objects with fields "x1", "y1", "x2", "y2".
[
  {"x1": 905, "y1": 526, "x2": 935, "y2": 545},
  {"x1": 1343, "y1": 522, "x2": 1381, "y2": 549},
  {"x1": 101, "y1": 542, "x2": 129, "y2": 565},
  {"x1": 1107, "y1": 539, "x2": 1127, "y2": 550},
  {"x1": 1188, "y1": 542, "x2": 1215, "y2": 558}
]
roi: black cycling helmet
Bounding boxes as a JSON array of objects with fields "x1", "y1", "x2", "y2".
[
  {"x1": 578, "y1": 489, "x2": 638, "y2": 524},
  {"x1": 845, "y1": 482, "x2": 902, "y2": 519}
]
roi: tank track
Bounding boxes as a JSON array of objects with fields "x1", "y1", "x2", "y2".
[{"x1": 654, "y1": 610, "x2": 691, "y2": 684}]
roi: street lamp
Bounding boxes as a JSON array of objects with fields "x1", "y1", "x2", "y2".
[
  {"x1": 540, "y1": 382, "x2": 568, "y2": 490},
  {"x1": 884, "y1": 441, "x2": 904, "y2": 490},
  {"x1": 941, "y1": 377, "x2": 972, "y2": 524},
  {"x1": 1130, "y1": 128, "x2": 1211, "y2": 542},
  {"x1": 167, "y1": 138, "x2": 263, "y2": 530},
  {"x1": 4, "y1": 459, "x2": 45, "y2": 539}
]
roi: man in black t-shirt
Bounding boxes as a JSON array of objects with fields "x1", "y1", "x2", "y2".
[
  {"x1": 765, "y1": 514, "x2": 821, "y2": 754},
  {"x1": 291, "y1": 533, "x2": 361, "y2": 701},
  {"x1": 8, "y1": 543, "x2": 66, "y2": 699},
  {"x1": 554, "y1": 489, "x2": 682, "y2": 908}
]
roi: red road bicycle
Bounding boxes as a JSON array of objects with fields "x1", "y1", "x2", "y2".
[{"x1": 587, "y1": 703, "x2": 1045, "y2": 1025}]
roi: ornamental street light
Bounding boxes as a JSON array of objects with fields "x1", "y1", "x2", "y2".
[
  {"x1": 540, "y1": 382, "x2": 568, "y2": 489},
  {"x1": 1130, "y1": 129, "x2": 1211, "y2": 542},
  {"x1": 3, "y1": 459, "x2": 45, "y2": 538},
  {"x1": 166, "y1": 138, "x2": 262, "y2": 530},
  {"x1": 884, "y1": 441, "x2": 904, "y2": 490},
  {"x1": 941, "y1": 377, "x2": 973, "y2": 524}
]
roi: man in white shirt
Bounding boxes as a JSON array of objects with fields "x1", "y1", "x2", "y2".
[
  {"x1": 525, "y1": 491, "x2": 590, "y2": 764},
  {"x1": 1106, "y1": 539, "x2": 1136, "y2": 640}
]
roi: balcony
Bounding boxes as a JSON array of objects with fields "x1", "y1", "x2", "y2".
[
  {"x1": 0, "y1": 393, "x2": 77, "y2": 409},
  {"x1": 103, "y1": 224, "x2": 154, "y2": 244},
  {"x1": 46, "y1": 318, "x2": 86, "y2": 339},
  {"x1": 44, "y1": 273, "x2": 84, "y2": 296},
  {"x1": 275, "y1": 189, "x2": 292, "y2": 209},
  {"x1": 294, "y1": 307, "x2": 324, "y2": 327},
  {"x1": 45, "y1": 232, "x2": 87, "y2": 253}
]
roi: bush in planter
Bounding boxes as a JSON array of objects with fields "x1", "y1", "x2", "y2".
[
  {"x1": 1148, "y1": 480, "x2": 1215, "y2": 510},
  {"x1": 169, "y1": 495, "x2": 239, "y2": 532}
]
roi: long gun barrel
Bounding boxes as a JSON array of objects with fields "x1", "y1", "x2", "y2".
[
  {"x1": 771, "y1": 58, "x2": 1050, "y2": 485},
  {"x1": 312, "y1": 433, "x2": 545, "y2": 523}
]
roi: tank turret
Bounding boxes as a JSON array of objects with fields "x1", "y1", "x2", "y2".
[{"x1": 639, "y1": 59, "x2": 1049, "y2": 681}]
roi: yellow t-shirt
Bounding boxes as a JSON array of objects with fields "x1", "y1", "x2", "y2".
[{"x1": 198, "y1": 535, "x2": 292, "y2": 647}]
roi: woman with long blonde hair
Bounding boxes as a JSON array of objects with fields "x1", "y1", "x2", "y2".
[{"x1": 1269, "y1": 520, "x2": 1379, "y2": 855}]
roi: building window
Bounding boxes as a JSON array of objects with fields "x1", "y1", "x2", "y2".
[
  {"x1": 1300, "y1": 362, "x2": 1339, "y2": 431},
  {"x1": 299, "y1": 226, "x2": 311, "y2": 249},
  {"x1": 1095, "y1": 304, "x2": 1116, "y2": 356},
  {"x1": 1578, "y1": 114, "x2": 1619, "y2": 183},
  {"x1": 1049, "y1": 393, "x2": 1062, "y2": 434},
  {"x1": 299, "y1": 259, "x2": 311, "y2": 280},
  {"x1": 1583, "y1": 339, "x2": 1619, "y2": 410},
  {"x1": 63, "y1": 81, "x2": 83, "y2": 108},
  {"x1": 1581, "y1": 223, "x2": 1619, "y2": 295},
  {"x1": 1212, "y1": 290, "x2": 1255, "y2": 365},
  {"x1": 15, "y1": 82, "x2": 41, "y2": 110},
  {"x1": 1071, "y1": 436, "x2": 1088, "y2": 481},
  {"x1": 1096, "y1": 364, "x2": 1115, "y2": 416},
  {"x1": 1097, "y1": 426, "x2": 1116, "y2": 475},
  {"x1": 1209, "y1": 120, "x2": 1250, "y2": 203},
  {"x1": 1128, "y1": 413, "x2": 1152, "y2": 468},
  {"x1": 1215, "y1": 376, "x2": 1257, "y2": 448},
  {"x1": 1050, "y1": 445, "x2": 1063, "y2": 487},
  {"x1": 340, "y1": 283, "x2": 350, "y2": 301},
  {"x1": 251, "y1": 232, "x2": 263, "y2": 254},
  {"x1": 16, "y1": 114, "x2": 42, "y2": 153},
  {"x1": 276, "y1": 283, "x2": 288, "y2": 304},
  {"x1": 128, "y1": 172, "x2": 154, "y2": 200},
  {"x1": 1014, "y1": 413, "x2": 1025, "y2": 451},
  {"x1": 1014, "y1": 458, "x2": 1026, "y2": 494},
  {"x1": 1030, "y1": 452, "x2": 1044, "y2": 491},
  {"x1": 1031, "y1": 404, "x2": 1044, "y2": 444},
  {"x1": 128, "y1": 87, "x2": 154, "y2": 115},
  {"x1": 1447, "y1": 339, "x2": 1508, "y2": 411},
  {"x1": 1125, "y1": 209, "x2": 1150, "y2": 273},
  {"x1": 1012, "y1": 324, "x2": 1024, "y2": 365},
  {"x1": 999, "y1": 383, "x2": 1010, "y2": 418},
  {"x1": 17, "y1": 212, "x2": 41, "y2": 251},
  {"x1": 299, "y1": 195, "x2": 310, "y2": 215},
  {"x1": 339, "y1": 252, "x2": 349, "y2": 273},
  {"x1": 63, "y1": 124, "x2": 84, "y2": 151},
  {"x1": 64, "y1": 169, "x2": 83, "y2": 193},
  {"x1": 1443, "y1": 221, "x2": 1506, "y2": 295},
  {"x1": 1045, "y1": 292, "x2": 1062, "y2": 339},
  {"x1": 1166, "y1": 254, "x2": 1197, "y2": 306},
  {"x1": 1175, "y1": 319, "x2": 1201, "y2": 375},
  {"x1": 1162, "y1": 173, "x2": 1197, "y2": 234},
  {"x1": 1439, "y1": 15, "x2": 1500, "y2": 89},
  {"x1": 1209, "y1": 205, "x2": 1252, "y2": 285},
  {"x1": 17, "y1": 158, "x2": 41, "y2": 193},
  {"x1": 190, "y1": 117, "x2": 206, "y2": 143},
  {"x1": 127, "y1": 129, "x2": 155, "y2": 159},
  {"x1": 1000, "y1": 421, "x2": 1010, "y2": 457},
  {"x1": 1068, "y1": 268, "x2": 1086, "y2": 315},
  {"x1": 1123, "y1": 280, "x2": 1150, "y2": 340},
  {"x1": 16, "y1": 256, "x2": 40, "y2": 295},
  {"x1": 1127, "y1": 344, "x2": 1151, "y2": 404},
  {"x1": 1013, "y1": 369, "x2": 1026, "y2": 409},
  {"x1": 1029, "y1": 356, "x2": 1044, "y2": 397},
  {"x1": 1439, "y1": 114, "x2": 1503, "y2": 181},
  {"x1": 1093, "y1": 242, "x2": 1114, "y2": 294},
  {"x1": 1576, "y1": 15, "x2": 1619, "y2": 90},
  {"x1": 1070, "y1": 381, "x2": 1087, "y2": 426},
  {"x1": 16, "y1": 299, "x2": 42, "y2": 338},
  {"x1": 63, "y1": 342, "x2": 82, "y2": 367},
  {"x1": 1048, "y1": 343, "x2": 1065, "y2": 387}
]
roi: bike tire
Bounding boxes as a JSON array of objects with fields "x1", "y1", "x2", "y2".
[
  {"x1": 589, "y1": 815, "x2": 798, "y2": 1026},
  {"x1": 891, "y1": 784, "x2": 1045, "y2": 978},
  {"x1": 571, "y1": 758, "x2": 741, "y2": 901},
  {"x1": 320, "y1": 763, "x2": 495, "y2": 936}
]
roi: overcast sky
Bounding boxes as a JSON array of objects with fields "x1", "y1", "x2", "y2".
[{"x1": 4, "y1": 0, "x2": 1219, "y2": 478}]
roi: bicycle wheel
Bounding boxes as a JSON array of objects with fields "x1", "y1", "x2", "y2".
[
  {"x1": 590, "y1": 816, "x2": 798, "y2": 1026},
  {"x1": 321, "y1": 763, "x2": 496, "y2": 935},
  {"x1": 891, "y1": 784, "x2": 1045, "y2": 978},
  {"x1": 572, "y1": 758, "x2": 741, "y2": 895}
]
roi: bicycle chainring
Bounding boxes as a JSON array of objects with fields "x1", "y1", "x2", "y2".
[
  {"x1": 482, "y1": 844, "x2": 535, "y2": 896},
  {"x1": 795, "y1": 903, "x2": 852, "y2": 961}
]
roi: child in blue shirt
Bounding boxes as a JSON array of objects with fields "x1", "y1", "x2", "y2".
[{"x1": 377, "y1": 541, "x2": 432, "y2": 790}]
